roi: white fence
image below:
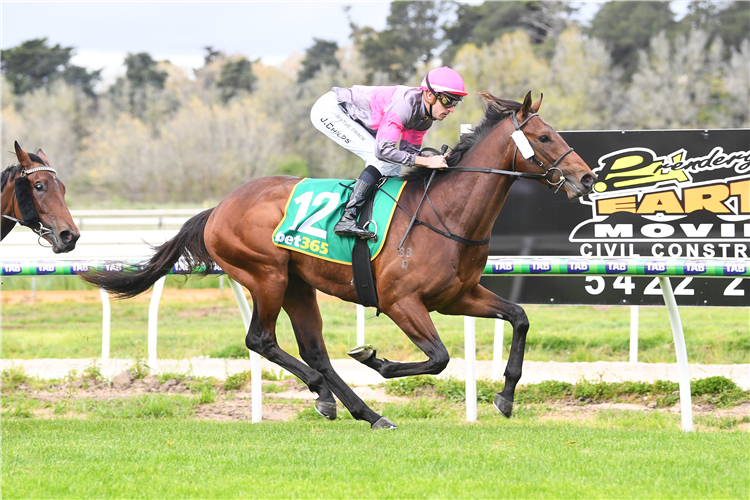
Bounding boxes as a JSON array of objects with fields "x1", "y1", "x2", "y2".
[{"x1": 3, "y1": 211, "x2": 748, "y2": 431}]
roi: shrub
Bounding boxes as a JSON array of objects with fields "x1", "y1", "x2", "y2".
[
  {"x1": 1, "y1": 366, "x2": 29, "y2": 391},
  {"x1": 210, "y1": 345, "x2": 248, "y2": 359},
  {"x1": 691, "y1": 376, "x2": 746, "y2": 407},
  {"x1": 384, "y1": 375, "x2": 437, "y2": 397},
  {"x1": 158, "y1": 372, "x2": 187, "y2": 383},
  {"x1": 223, "y1": 371, "x2": 252, "y2": 391}
]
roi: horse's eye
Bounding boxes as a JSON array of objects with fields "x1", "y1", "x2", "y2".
[
  {"x1": 34, "y1": 182, "x2": 44, "y2": 191},
  {"x1": 539, "y1": 135, "x2": 550, "y2": 143}
]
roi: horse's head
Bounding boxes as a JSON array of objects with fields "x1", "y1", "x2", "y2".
[
  {"x1": 7, "y1": 142, "x2": 80, "y2": 252},
  {"x1": 504, "y1": 91, "x2": 596, "y2": 199}
]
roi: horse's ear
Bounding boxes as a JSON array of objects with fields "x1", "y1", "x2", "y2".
[
  {"x1": 532, "y1": 93, "x2": 543, "y2": 113},
  {"x1": 14, "y1": 141, "x2": 33, "y2": 168},
  {"x1": 36, "y1": 149, "x2": 51, "y2": 166},
  {"x1": 521, "y1": 91, "x2": 534, "y2": 117}
]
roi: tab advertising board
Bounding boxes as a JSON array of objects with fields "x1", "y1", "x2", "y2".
[{"x1": 480, "y1": 129, "x2": 749, "y2": 306}]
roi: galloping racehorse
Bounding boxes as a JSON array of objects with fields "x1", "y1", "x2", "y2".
[
  {"x1": 1, "y1": 141, "x2": 79, "y2": 251},
  {"x1": 83, "y1": 92, "x2": 596, "y2": 429}
]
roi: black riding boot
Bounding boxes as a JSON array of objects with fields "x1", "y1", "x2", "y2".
[{"x1": 334, "y1": 178, "x2": 377, "y2": 240}]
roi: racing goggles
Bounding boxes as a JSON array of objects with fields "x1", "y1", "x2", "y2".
[{"x1": 436, "y1": 93, "x2": 463, "y2": 108}]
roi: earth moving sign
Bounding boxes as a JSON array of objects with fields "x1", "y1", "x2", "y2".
[{"x1": 481, "y1": 128, "x2": 749, "y2": 306}]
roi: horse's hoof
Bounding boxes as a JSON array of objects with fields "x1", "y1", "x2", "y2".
[
  {"x1": 371, "y1": 417, "x2": 398, "y2": 430},
  {"x1": 493, "y1": 394, "x2": 513, "y2": 418},
  {"x1": 315, "y1": 400, "x2": 337, "y2": 420},
  {"x1": 348, "y1": 344, "x2": 375, "y2": 363}
]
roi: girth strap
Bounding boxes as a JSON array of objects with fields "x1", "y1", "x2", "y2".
[
  {"x1": 375, "y1": 179, "x2": 491, "y2": 248},
  {"x1": 411, "y1": 219, "x2": 490, "y2": 246}
]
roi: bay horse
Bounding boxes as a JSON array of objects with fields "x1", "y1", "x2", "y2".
[
  {"x1": 1, "y1": 141, "x2": 80, "y2": 251},
  {"x1": 82, "y1": 91, "x2": 596, "y2": 429}
]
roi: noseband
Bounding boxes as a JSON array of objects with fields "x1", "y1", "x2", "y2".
[
  {"x1": 451, "y1": 111, "x2": 574, "y2": 192},
  {"x1": 509, "y1": 112, "x2": 574, "y2": 192},
  {"x1": 2, "y1": 166, "x2": 58, "y2": 245}
]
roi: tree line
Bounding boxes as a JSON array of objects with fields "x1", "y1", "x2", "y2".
[{"x1": 2, "y1": 0, "x2": 748, "y2": 206}]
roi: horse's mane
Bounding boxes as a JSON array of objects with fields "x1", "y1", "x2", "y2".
[
  {"x1": 400, "y1": 92, "x2": 522, "y2": 182},
  {"x1": 1, "y1": 164, "x2": 23, "y2": 191},
  {"x1": 1, "y1": 153, "x2": 44, "y2": 191}
]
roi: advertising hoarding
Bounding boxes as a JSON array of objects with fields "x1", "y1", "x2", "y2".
[{"x1": 481, "y1": 129, "x2": 749, "y2": 306}]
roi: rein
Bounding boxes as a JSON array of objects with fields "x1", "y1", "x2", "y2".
[
  {"x1": 449, "y1": 111, "x2": 574, "y2": 193},
  {"x1": 2, "y1": 166, "x2": 58, "y2": 245},
  {"x1": 377, "y1": 171, "x2": 490, "y2": 249},
  {"x1": 388, "y1": 111, "x2": 575, "y2": 248}
]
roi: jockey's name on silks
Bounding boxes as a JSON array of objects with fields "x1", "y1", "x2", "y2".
[{"x1": 272, "y1": 178, "x2": 406, "y2": 265}]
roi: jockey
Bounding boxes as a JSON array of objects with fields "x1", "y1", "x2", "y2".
[{"x1": 310, "y1": 66, "x2": 467, "y2": 240}]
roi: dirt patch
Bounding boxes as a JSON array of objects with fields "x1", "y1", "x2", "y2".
[
  {"x1": 195, "y1": 398, "x2": 299, "y2": 422},
  {"x1": 177, "y1": 306, "x2": 239, "y2": 319},
  {"x1": 535, "y1": 399, "x2": 750, "y2": 431},
  {"x1": 8, "y1": 375, "x2": 748, "y2": 428},
  {"x1": 7, "y1": 376, "x2": 402, "y2": 423},
  {"x1": 2, "y1": 290, "x2": 104, "y2": 304}
]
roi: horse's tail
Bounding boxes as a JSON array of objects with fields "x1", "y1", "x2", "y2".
[{"x1": 81, "y1": 209, "x2": 215, "y2": 299}]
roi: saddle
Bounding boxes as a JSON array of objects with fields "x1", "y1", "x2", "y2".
[{"x1": 272, "y1": 177, "x2": 406, "y2": 312}]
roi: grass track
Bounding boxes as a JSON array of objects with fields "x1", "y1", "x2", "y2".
[
  {"x1": 2, "y1": 290, "x2": 748, "y2": 363},
  {"x1": 2, "y1": 419, "x2": 748, "y2": 499}
]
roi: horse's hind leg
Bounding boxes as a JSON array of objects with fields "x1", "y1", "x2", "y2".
[
  {"x1": 281, "y1": 276, "x2": 336, "y2": 419},
  {"x1": 353, "y1": 299, "x2": 451, "y2": 378},
  {"x1": 283, "y1": 275, "x2": 391, "y2": 428},
  {"x1": 222, "y1": 265, "x2": 336, "y2": 414}
]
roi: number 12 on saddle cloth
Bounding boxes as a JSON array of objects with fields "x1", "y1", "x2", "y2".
[{"x1": 272, "y1": 178, "x2": 406, "y2": 265}]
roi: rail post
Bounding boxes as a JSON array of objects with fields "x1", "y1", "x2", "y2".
[
  {"x1": 492, "y1": 319, "x2": 504, "y2": 381},
  {"x1": 357, "y1": 304, "x2": 365, "y2": 346},
  {"x1": 464, "y1": 316, "x2": 477, "y2": 422},
  {"x1": 630, "y1": 305, "x2": 639, "y2": 363},
  {"x1": 659, "y1": 276, "x2": 693, "y2": 432},
  {"x1": 228, "y1": 277, "x2": 262, "y2": 424},
  {"x1": 147, "y1": 276, "x2": 166, "y2": 371},
  {"x1": 100, "y1": 288, "x2": 111, "y2": 360}
]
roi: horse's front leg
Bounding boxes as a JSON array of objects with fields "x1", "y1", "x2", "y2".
[
  {"x1": 437, "y1": 284, "x2": 529, "y2": 418},
  {"x1": 352, "y1": 299, "x2": 450, "y2": 378}
]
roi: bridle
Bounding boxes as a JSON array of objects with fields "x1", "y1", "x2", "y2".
[
  {"x1": 450, "y1": 111, "x2": 574, "y2": 193},
  {"x1": 390, "y1": 111, "x2": 576, "y2": 248},
  {"x1": 2, "y1": 165, "x2": 58, "y2": 245}
]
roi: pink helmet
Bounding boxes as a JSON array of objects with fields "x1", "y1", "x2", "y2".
[{"x1": 420, "y1": 66, "x2": 467, "y2": 96}]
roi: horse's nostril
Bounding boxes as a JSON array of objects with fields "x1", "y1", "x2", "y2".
[
  {"x1": 61, "y1": 230, "x2": 79, "y2": 244},
  {"x1": 581, "y1": 174, "x2": 595, "y2": 188}
]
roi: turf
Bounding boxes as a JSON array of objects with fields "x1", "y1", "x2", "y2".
[
  {"x1": 2, "y1": 418, "x2": 747, "y2": 499},
  {"x1": 1, "y1": 288, "x2": 748, "y2": 364}
]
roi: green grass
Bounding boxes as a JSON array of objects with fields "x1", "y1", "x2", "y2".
[
  {"x1": 2, "y1": 418, "x2": 748, "y2": 499},
  {"x1": 384, "y1": 375, "x2": 749, "y2": 408},
  {"x1": 1, "y1": 284, "x2": 748, "y2": 363},
  {"x1": 1, "y1": 275, "x2": 225, "y2": 292}
]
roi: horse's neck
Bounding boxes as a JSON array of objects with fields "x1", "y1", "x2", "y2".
[
  {"x1": 0, "y1": 184, "x2": 16, "y2": 240},
  {"x1": 440, "y1": 124, "x2": 516, "y2": 239},
  {"x1": 0, "y1": 180, "x2": 15, "y2": 216},
  {"x1": 1, "y1": 218, "x2": 16, "y2": 240}
]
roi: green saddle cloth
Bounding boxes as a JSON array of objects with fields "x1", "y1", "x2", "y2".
[{"x1": 272, "y1": 178, "x2": 406, "y2": 265}]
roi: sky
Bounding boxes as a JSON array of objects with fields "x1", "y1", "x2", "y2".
[{"x1": 1, "y1": 1, "x2": 680, "y2": 90}]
